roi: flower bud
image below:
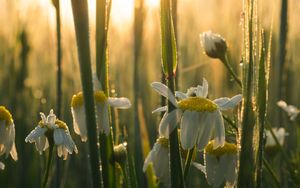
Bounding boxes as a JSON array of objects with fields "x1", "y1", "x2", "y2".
[
  {"x1": 199, "y1": 31, "x2": 227, "y2": 59},
  {"x1": 114, "y1": 142, "x2": 128, "y2": 164}
]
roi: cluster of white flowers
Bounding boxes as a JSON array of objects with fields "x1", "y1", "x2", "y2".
[{"x1": 144, "y1": 78, "x2": 242, "y2": 187}]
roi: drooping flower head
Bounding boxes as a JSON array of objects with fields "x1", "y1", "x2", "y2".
[
  {"x1": 0, "y1": 106, "x2": 18, "y2": 161},
  {"x1": 277, "y1": 100, "x2": 299, "y2": 121},
  {"x1": 71, "y1": 90, "x2": 131, "y2": 142},
  {"x1": 151, "y1": 78, "x2": 242, "y2": 150},
  {"x1": 194, "y1": 141, "x2": 238, "y2": 188},
  {"x1": 25, "y1": 109, "x2": 78, "y2": 160},
  {"x1": 200, "y1": 31, "x2": 227, "y2": 59},
  {"x1": 143, "y1": 137, "x2": 170, "y2": 187}
]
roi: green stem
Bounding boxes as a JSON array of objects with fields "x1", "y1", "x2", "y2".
[
  {"x1": 42, "y1": 140, "x2": 54, "y2": 188},
  {"x1": 183, "y1": 147, "x2": 194, "y2": 181},
  {"x1": 220, "y1": 54, "x2": 242, "y2": 88},
  {"x1": 263, "y1": 157, "x2": 281, "y2": 188},
  {"x1": 120, "y1": 163, "x2": 130, "y2": 188},
  {"x1": 96, "y1": 1, "x2": 115, "y2": 187},
  {"x1": 71, "y1": 1, "x2": 102, "y2": 187},
  {"x1": 54, "y1": 1, "x2": 62, "y2": 187}
]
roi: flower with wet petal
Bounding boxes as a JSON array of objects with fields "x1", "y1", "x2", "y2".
[
  {"x1": 200, "y1": 31, "x2": 227, "y2": 59},
  {"x1": 71, "y1": 90, "x2": 131, "y2": 141},
  {"x1": 277, "y1": 100, "x2": 299, "y2": 121},
  {"x1": 143, "y1": 137, "x2": 170, "y2": 187},
  {"x1": 0, "y1": 106, "x2": 18, "y2": 161},
  {"x1": 193, "y1": 141, "x2": 238, "y2": 188},
  {"x1": 25, "y1": 109, "x2": 78, "y2": 160},
  {"x1": 151, "y1": 78, "x2": 242, "y2": 150}
]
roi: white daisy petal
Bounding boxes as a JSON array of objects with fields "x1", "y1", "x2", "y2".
[
  {"x1": 214, "y1": 94, "x2": 242, "y2": 111},
  {"x1": 108, "y1": 97, "x2": 131, "y2": 109},
  {"x1": 180, "y1": 111, "x2": 201, "y2": 150},
  {"x1": 196, "y1": 113, "x2": 214, "y2": 151},
  {"x1": 25, "y1": 127, "x2": 47, "y2": 143},
  {"x1": 54, "y1": 129, "x2": 65, "y2": 145},
  {"x1": 159, "y1": 109, "x2": 182, "y2": 138},
  {"x1": 193, "y1": 162, "x2": 206, "y2": 174},
  {"x1": 71, "y1": 107, "x2": 88, "y2": 142},
  {"x1": 204, "y1": 153, "x2": 218, "y2": 186},
  {"x1": 224, "y1": 154, "x2": 238, "y2": 186},
  {"x1": 201, "y1": 78, "x2": 209, "y2": 98},
  {"x1": 175, "y1": 91, "x2": 187, "y2": 100},
  {"x1": 0, "y1": 161, "x2": 5, "y2": 170},
  {"x1": 277, "y1": 100, "x2": 287, "y2": 108},
  {"x1": 151, "y1": 82, "x2": 178, "y2": 107},
  {"x1": 213, "y1": 110, "x2": 225, "y2": 149},
  {"x1": 152, "y1": 106, "x2": 168, "y2": 114}
]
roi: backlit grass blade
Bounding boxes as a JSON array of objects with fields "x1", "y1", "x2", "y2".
[{"x1": 71, "y1": 1, "x2": 102, "y2": 187}]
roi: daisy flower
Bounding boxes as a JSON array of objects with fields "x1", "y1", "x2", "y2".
[
  {"x1": 151, "y1": 78, "x2": 242, "y2": 150},
  {"x1": 0, "y1": 106, "x2": 18, "y2": 161},
  {"x1": 193, "y1": 141, "x2": 238, "y2": 188},
  {"x1": 25, "y1": 109, "x2": 78, "y2": 160},
  {"x1": 277, "y1": 100, "x2": 299, "y2": 121},
  {"x1": 265, "y1": 128, "x2": 287, "y2": 147},
  {"x1": 71, "y1": 90, "x2": 131, "y2": 141},
  {"x1": 143, "y1": 137, "x2": 170, "y2": 187},
  {"x1": 199, "y1": 31, "x2": 227, "y2": 59}
]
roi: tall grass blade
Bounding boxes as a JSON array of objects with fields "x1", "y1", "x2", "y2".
[
  {"x1": 133, "y1": 0, "x2": 147, "y2": 186},
  {"x1": 71, "y1": 1, "x2": 102, "y2": 187},
  {"x1": 96, "y1": 0, "x2": 116, "y2": 187},
  {"x1": 161, "y1": 0, "x2": 184, "y2": 187},
  {"x1": 238, "y1": 0, "x2": 256, "y2": 187},
  {"x1": 52, "y1": 0, "x2": 63, "y2": 187},
  {"x1": 256, "y1": 29, "x2": 267, "y2": 188}
]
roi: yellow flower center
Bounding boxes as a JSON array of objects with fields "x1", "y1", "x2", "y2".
[
  {"x1": 71, "y1": 91, "x2": 107, "y2": 108},
  {"x1": 177, "y1": 97, "x2": 217, "y2": 112},
  {"x1": 55, "y1": 120, "x2": 68, "y2": 130},
  {"x1": 71, "y1": 92, "x2": 84, "y2": 107},
  {"x1": 94, "y1": 91, "x2": 108, "y2": 103},
  {"x1": 157, "y1": 137, "x2": 169, "y2": 148},
  {"x1": 0, "y1": 106, "x2": 13, "y2": 127},
  {"x1": 38, "y1": 119, "x2": 67, "y2": 130},
  {"x1": 205, "y1": 141, "x2": 237, "y2": 157}
]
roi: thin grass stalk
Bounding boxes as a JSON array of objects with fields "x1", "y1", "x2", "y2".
[
  {"x1": 96, "y1": 1, "x2": 115, "y2": 187},
  {"x1": 171, "y1": 0, "x2": 179, "y2": 90},
  {"x1": 133, "y1": 0, "x2": 146, "y2": 186},
  {"x1": 52, "y1": 1, "x2": 62, "y2": 187},
  {"x1": 42, "y1": 138, "x2": 54, "y2": 188},
  {"x1": 161, "y1": 0, "x2": 184, "y2": 187},
  {"x1": 220, "y1": 54, "x2": 242, "y2": 87},
  {"x1": 256, "y1": 29, "x2": 267, "y2": 188},
  {"x1": 183, "y1": 147, "x2": 194, "y2": 181},
  {"x1": 237, "y1": 0, "x2": 256, "y2": 187},
  {"x1": 277, "y1": 0, "x2": 288, "y2": 123},
  {"x1": 263, "y1": 158, "x2": 281, "y2": 188},
  {"x1": 71, "y1": 1, "x2": 102, "y2": 187}
]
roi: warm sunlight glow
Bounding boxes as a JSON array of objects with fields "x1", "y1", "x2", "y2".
[
  {"x1": 146, "y1": 0, "x2": 160, "y2": 8},
  {"x1": 111, "y1": 0, "x2": 134, "y2": 25}
]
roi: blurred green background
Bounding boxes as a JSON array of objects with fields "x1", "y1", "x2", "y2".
[{"x1": 1, "y1": 0, "x2": 300, "y2": 187}]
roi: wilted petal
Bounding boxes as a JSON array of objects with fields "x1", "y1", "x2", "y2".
[
  {"x1": 108, "y1": 97, "x2": 131, "y2": 109},
  {"x1": 204, "y1": 153, "x2": 218, "y2": 186},
  {"x1": 151, "y1": 82, "x2": 178, "y2": 107}
]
